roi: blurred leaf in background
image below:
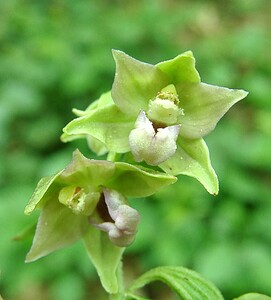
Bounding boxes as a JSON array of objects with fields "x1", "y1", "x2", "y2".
[{"x1": 0, "y1": 0, "x2": 271, "y2": 299}]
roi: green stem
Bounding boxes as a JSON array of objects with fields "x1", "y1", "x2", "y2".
[
  {"x1": 109, "y1": 261, "x2": 125, "y2": 300},
  {"x1": 109, "y1": 292, "x2": 124, "y2": 300},
  {"x1": 107, "y1": 151, "x2": 117, "y2": 162}
]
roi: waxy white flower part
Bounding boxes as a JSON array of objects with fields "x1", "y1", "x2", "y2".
[
  {"x1": 91, "y1": 188, "x2": 140, "y2": 247},
  {"x1": 129, "y1": 111, "x2": 180, "y2": 165}
]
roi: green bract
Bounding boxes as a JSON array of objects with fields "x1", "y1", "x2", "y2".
[
  {"x1": 62, "y1": 50, "x2": 248, "y2": 195},
  {"x1": 25, "y1": 149, "x2": 176, "y2": 293}
]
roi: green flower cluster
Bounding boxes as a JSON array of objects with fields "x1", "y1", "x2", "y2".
[{"x1": 25, "y1": 50, "x2": 247, "y2": 293}]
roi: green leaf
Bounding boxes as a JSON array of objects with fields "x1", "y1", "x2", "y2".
[
  {"x1": 176, "y1": 82, "x2": 248, "y2": 139},
  {"x1": 83, "y1": 224, "x2": 124, "y2": 294},
  {"x1": 159, "y1": 137, "x2": 218, "y2": 195},
  {"x1": 24, "y1": 171, "x2": 63, "y2": 215},
  {"x1": 156, "y1": 51, "x2": 200, "y2": 84},
  {"x1": 128, "y1": 266, "x2": 224, "y2": 300},
  {"x1": 62, "y1": 104, "x2": 135, "y2": 153},
  {"x1": 112, "y1": 50, "x2": 168, "y2": 115},
  {"x1": 25, "y1": 199, "x2": 87, "y2": 262},
  {"x1": 234, "y1": 294, "x2": 271, "y2": 300},
  {"x1": 108, "y1": 163, "x2": 177, "y2": 197}
]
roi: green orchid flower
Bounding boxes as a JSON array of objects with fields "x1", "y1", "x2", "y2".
[
  {"x1": 25, "y1": 149, "x2": 176, "y2": 293},
  {"x1": 62, "y1": 50, "x2": 248, "y2": 195}
]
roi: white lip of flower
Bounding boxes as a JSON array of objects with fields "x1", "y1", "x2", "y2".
[
  {"x1": 91, "y1": 188, "x2": 140, "y2": 247},
  {"x1": 129, "y1": 111, "x2": 180, "y2": 166}
]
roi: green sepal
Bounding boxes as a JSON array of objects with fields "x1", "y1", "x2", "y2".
[
  {"x1": 83, "y1": 224, "x2": 124, "y2": 294},
  {"x1": 62, "y1": 104, "x2": 135, "y2": 153},
  {"x1": 233, "y1": 294, "x2": 271, "y2": 300},
  {"x1": 156, "y1": 51, "x2": 200, "y2": 84},
  {"x1": 159, "y1": 137, "x2": 218, "y2": 195},
  {"x1": 25, "y1": 150, "x2": 177, "y2": 218},
  {"x1": 60, "y1": 149, "x2": 116, "y2": 188},
  {"x1": 24, "y1": 150, "x2": 116, "y2": 216},
  {"x1": 61, "y1": 132, "x2": 108, "y2": 156},
  {"x1": 24, "y1": 171, "x2": 63, "y2": 215},
  {"x1": 61, "y1": 91, "x2": 113, "y2": 147},
  {"x1": 128, "y1": 266, "x2": 224, "y2": 300},
  {"x1": 13, "y1": 223, "x2": 36, "y2": 241},
  {"x1": 25, "y1": 199, "x2": 88, "y2": 262},
  {"x1": 87, "y1": 135, "x2": 108, "y2": 156},
  {"x1": 176, "y1": 82, "x2": 248, "y2": 139},
  {"x1": 61, "y1": 132, "x2": 86, "y2": 143},
  {"x1": 109, "y1": 163, "x2": 177, "y2": 197},
  {"x1": 72, "y1": 91, "x2": 113, "y2": 117},
  {"x1": 112, "y1": 50, "x2": 168, "y2": 115},
  {"x1": 72, "y1": 101, "x2": 98, "y2": 117}
]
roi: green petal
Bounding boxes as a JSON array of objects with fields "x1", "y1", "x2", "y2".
[
  {"x1": 25, "y1": 199, "x2": 87, "y2": 262},
  {"x1": 24, "y1": 171, "x2": 63, "y2": 215},
  {"x1": 108, "y1": 163, "x2": 177, "y2": 197},
  {"x1": 112, "y1": 50, "x2": 168, "y2": 115},
  {"x1": 62, "y1": 104, "x2": 135, "y2": 153},
  {"x1": 159, "y1": 137, "x2": 218, "y2": 195},
  {"x1": 176, "y1": 82, "x2": 248, "y2": 139},
  {"x1": 83, "y1": 225, "x2": 124, "y2": 294},
  {"x1": 60, "y1": 149, "x2": 116, "y2": 188},
  {"x1": 157, "y1": 51, "x2": 200, "y2": 84}
]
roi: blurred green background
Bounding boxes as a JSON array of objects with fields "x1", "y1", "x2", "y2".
[{"x1": 1, "y1": 0, "x2": 271, "y2": 299}]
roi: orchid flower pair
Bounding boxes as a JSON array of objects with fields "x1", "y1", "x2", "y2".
[{"x1": 25, "y1": 50, "x2": 247, "y2": 293}]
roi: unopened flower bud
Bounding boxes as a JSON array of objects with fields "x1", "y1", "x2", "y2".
[{"x1": 91, "y1": 188, "x2": 140, "y2": 247}]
